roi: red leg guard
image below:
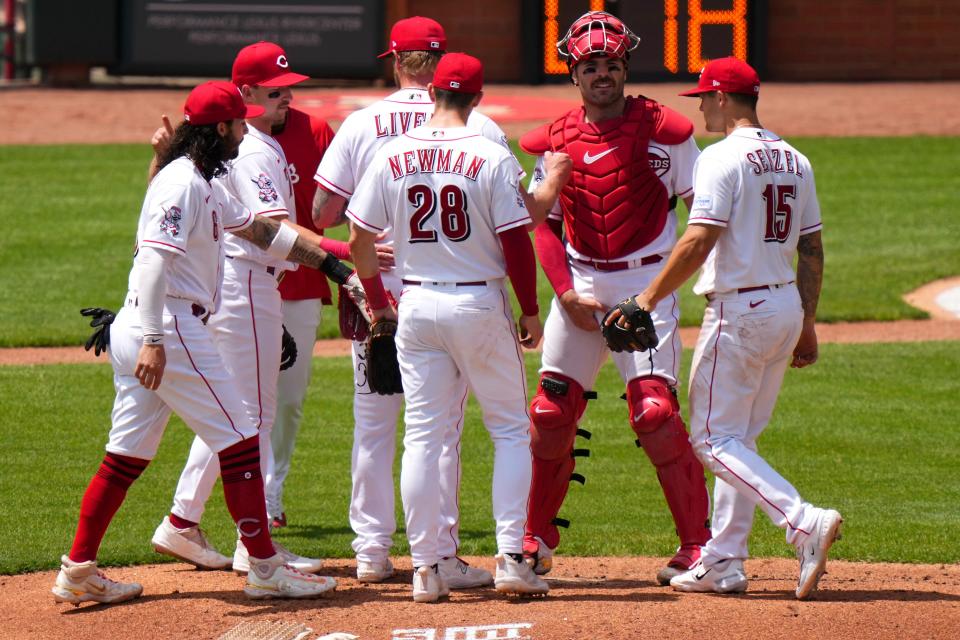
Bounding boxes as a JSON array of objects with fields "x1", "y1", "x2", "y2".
[
  {"x1": 627, "y1": 376, "x2": 710, "y2": 550},
  {"x1": 525, "y1": 373, "x2": 590, "y2": 551}
]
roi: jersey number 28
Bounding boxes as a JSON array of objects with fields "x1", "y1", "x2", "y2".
[{"x1": 407, "y1": 185, "x2": 472, "y2": 243}]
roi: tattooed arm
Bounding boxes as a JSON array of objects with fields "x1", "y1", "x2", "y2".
[
  {"x1": 312, "y1": 187, "x2": 349, "y2": 229},
  {"x1": 792, "y1": 230, "x2": 824, "y2": 368},
  {"x1": 232, "y1": 216, "x2": 354, "y2": 285}
]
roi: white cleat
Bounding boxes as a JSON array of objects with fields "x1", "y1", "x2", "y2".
[
  {"x1": 796, "y1": 508, "x2": 843, "y2": 600},
  {"x1": 670, "y1": 558, "x2": 748, "y2": 594},
  {"x1": 52, "y1": 555, "x2": 143, "y2": 606},
  {"x1": 151, "y1": 516, "x2": 232, "y2": 570},
  {"x1": 529, "y1": 536, "x2": 554, "y2": 575},
  {"x1": 243, "y1": 553, "x2": 336, "y2": 600},
  {"x1": 357, "y1": 558, "x2": 395, "y2": 583},
  {"x1": 412, "y1": 565, "x2": 450, "y2": 603},
  {"x1": 234, "y1": 538, "x2": 324, "y2": 575},
  {"x1": 494, "y1": 554, "x2": 549, "y2": 596},
  {"x1": 438, "y1": 556, "x2": 493, "y2": 589}
]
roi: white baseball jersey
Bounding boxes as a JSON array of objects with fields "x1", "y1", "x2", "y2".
[
  {"x1": 530, "y1": 136, "x2": 700, "y2": 262},
  {"x1": 219, "y1": 125, "x2": 295, "y2": 270},
  {"x1": 314, "y1": 87, "x2": 513, "y2": 202},
  {"x1": 130, "y1": 157, "x2": 253, "y2": 312},
  {"x1": 346, "y1": 126, "x2": 530, "y2": 282},
  {"x1": 688, "y1": 127, "x2": 822, "y2": 295}
]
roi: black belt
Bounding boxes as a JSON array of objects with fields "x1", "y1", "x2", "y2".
[
  {"x1": 226, "y1": 255, "x2": 276, "y2": 276},
  {"x1": 402, "y1": 279, "x2": 487, "y2": 287},
  {"x1": 191, "y1": 304, "x2": 210, "y2": 325},
  {"x1": 573, "y1": 254, "x2": 663, "y2": 272}
]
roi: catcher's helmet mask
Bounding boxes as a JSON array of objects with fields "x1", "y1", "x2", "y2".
[{"x1": 557, "y1": 10, "x2": 640, "y2": 72}]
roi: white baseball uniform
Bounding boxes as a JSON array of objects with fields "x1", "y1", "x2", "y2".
[
  {"x1": 685, "y1": 126, "x2": 825, "y2": 562},
  {"x1": 532, "y1": 137, "x2": 699, "y2": 388},
  {"x1": 347, "y1": 124, "x2": 533, "y2": 567},
  {"x1": 170, "y1": 125, "x2": 295, "y2": 524},
  {"x1": 107, "y1": 157, "x2": 257, "y2": 459},
  {"x1": 314, "y1": 87, "x2": 514, "y2": 563}
]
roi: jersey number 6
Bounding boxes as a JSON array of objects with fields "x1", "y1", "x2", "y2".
[{"x1": 407, "y1": 184, "x2": 472, "y2": 243}]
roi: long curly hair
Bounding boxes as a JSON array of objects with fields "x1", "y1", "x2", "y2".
[{"x1": 157, "y1": 122, "x2": 232, "y2": 182}]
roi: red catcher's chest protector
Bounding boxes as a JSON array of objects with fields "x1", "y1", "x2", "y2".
[{"x1": 522, "y1": 97, "x2": 692, "y2": 260}]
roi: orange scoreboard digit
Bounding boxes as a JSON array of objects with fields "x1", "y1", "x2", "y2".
[{"x1": 540, "y1": 0, "x2": 764, "y2": 80}]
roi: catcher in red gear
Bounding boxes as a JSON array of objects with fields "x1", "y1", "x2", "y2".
[{"x1": 521, "y1": 10, "x2": 711, "y2": 586}]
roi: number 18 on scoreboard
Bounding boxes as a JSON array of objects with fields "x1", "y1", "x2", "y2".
[{"x1": 540, "y1": 0, "x2": 765, "y2": 80}]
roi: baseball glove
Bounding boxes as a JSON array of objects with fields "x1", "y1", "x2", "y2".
[
  {"x1": 338, "y1": 283, "x2": 371, "y2": 342},
  {"x1": 279, "y1": 324, "x2": 298, "y2": 372},
  {"x1": 365, "y1": 319, "x2": 404, "y2": 395},
  {"x1": 601, "y1": 297, "x2": 659, "y2": 353},
  {"x1": 80, "y1": 307, "x2": 116, "y2": 357}
]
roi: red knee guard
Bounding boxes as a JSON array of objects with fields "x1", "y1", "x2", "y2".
[
  {"x1": 526, "y1": 373, "x2": 592, "y2": 549},
  {"x1": 627, "y1": 376, "x2": 710, "y2": 548}
]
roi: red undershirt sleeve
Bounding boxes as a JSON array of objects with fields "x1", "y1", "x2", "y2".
[
  {"x1": 534, "y1": 218, "x2": 573, "y2": 298},
  {"x1": 318, "y1": 236, "x2": 352, "y2": 261},
  {"x1": 498, "y1": 225, "x2": 539, "y2": 317}
]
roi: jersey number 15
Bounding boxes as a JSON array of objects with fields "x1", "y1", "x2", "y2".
[
  {"x1": 761, "y1": 183, "x2": 795, "y2": 244},
  {"x1": 408, "y1": 185, "x2": 472, "y2": 243}
]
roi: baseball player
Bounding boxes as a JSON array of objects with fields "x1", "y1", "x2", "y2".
[
  {"x1": 612, "y1": 57, "x2": 842, "y2": 598},
  {"x1": 268, "y1": 87, "x2": 340, "y2": 530},
  {"x1": 150, "y1": 42, "x2": 322, "y2": 573},
  {"x1": 348, "y1": 52, "x2": 549, "y2": 602},
  {"x1": 519, "y1": 10, "x2": 710, "y2": 585},
  {"x1": 53, "y1": 81, "x2": 345, "y2": 604},
  {"x1": 312, "y1": 16, "x2": 570, "y2": 587}
]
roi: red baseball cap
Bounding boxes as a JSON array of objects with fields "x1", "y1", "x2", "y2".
[
  {"x1": 432, "y1": 52, "x2": 483, "y2": 94},
  {"x1": 183, "y1": 81, "x2": 266, "y2": 126},
  {"x1": 679, "y1": 57, "x2": 760, "y2": 97},
  {"x1": 378, "y1": 16, "x2": 447, "y2": 59},
  {"x1": 232, "y1": 41, "x2": 309, "y2": 88}
]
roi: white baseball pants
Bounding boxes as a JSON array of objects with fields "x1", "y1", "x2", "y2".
[
  {"x1": 395, "y1": 281, "x2": 531, "y2": 568},
  {"x1": 688, "y1": 284, "x2": 821, "y2": 564},
  {"x1": 540, "y1": 259, "x2": 682, "y2": 387},
  {"x1": 105, "y1": 300, "x2": 256, "y2": 459},
  {"x1": 268, "y1": 297, "x2": 323, "y2": 517},
  {"x1": 171, "y1": 259, "x2": 283, "y2": 524}
]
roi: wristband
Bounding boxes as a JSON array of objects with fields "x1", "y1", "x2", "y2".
[
  {"x1": 320, "y1": 253, "x2": 354, "y2": 285},
  {"x1": 265, "y1": 221, "x2": 299, "y2": 261},
  {"x1": 360, "y1": 275, "x2": 390, "y2": 310},
  {"x1": 143, "y1": 334, "x2": 164, "y2": 345}
]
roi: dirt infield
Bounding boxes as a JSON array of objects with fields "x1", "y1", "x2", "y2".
[{"x1": 2, "y1": 82, "x2": 958, "y2": 639}]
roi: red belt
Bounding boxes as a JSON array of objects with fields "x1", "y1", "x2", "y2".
[
  {"x1": 402, "y1": 279, "x2": 487, "y2": 287},
  {"x1": 573, "y1": 254, "x2": 663, "y2": 272},
  {"x1": 706, "y1": 282, "x2": 795, "y2": 301}
]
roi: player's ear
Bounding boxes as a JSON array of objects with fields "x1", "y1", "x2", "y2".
[
  {"x1": 472, "y1": 91, "x2": 483, "y2": 108},
  {"x1": 427, "y1": 83, "x2": 436, "y2": 103},
  {"x1": 216, "y1": 121, "x2": 229, "y2": 137},
  {"x1": 240, "y1": 84, "x2": 255, "y2": 102}
]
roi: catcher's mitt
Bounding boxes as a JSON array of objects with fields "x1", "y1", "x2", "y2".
[
  {"x1": 365, "y1": 319, "x2": 403, "y2": 395},
  {"x1": 279, "y1": 324, "x2": 298, "y2": 372},
  {"x1": 80, "y1": 307, "x2": 116, "y2": 357},
  {"x1": 601, "y1": 297, "x2": 659, "y2": 353}
]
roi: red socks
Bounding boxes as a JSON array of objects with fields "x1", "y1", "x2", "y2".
[
  {"x1": 218, "y1": 437, "x2": 274, "y2": 559},
  {"x1": 168, "y1": 513, "x2": 198, "y2": 530},
  {"x1": 68, "y1": 453, "x2": 149, "y2": 563}
]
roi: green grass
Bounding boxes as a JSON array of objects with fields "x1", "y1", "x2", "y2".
[
  {"x1": 3, "y1": 340, "x2": 958, "y2": 574},
  {"x1": 1, "y1": 137, "x2": 958, "y2": 346}
]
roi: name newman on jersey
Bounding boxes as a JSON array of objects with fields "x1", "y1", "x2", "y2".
[{"x1": 387, "y1": 147, "x2": 487, "y2": 182}]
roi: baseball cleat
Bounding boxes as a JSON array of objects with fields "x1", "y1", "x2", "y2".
[
  {"x1": 270, "y1": 512, "x2": 287, "y2": 529},
  {"x1": 52, "y1": 555, "x2": 143, "y2": 606},
  {"x1": 494, "y1": 554, "x2": 549, "y2": 596},
  {"x1": 151, "y1": 516, "x2": 232, "y2": 570},
  {"x1": 438, "y1": 556, "x2": 493, "y2": 589},
  {"x1": 243, "y1": 553, "x2": 336, "y2": 600},
  {"x1": 656, "y1": 543, "x2": 703, "y2": 586},
  {"x1": 795, "y1": 509, "x2": 843, "y2": 600},
  {"x1": 412, "y1": 564, "x2": 450, "y2": 603},
  {"x1": 234, "y1": 539, "x2": 323, "y2": 575},
  {"x1": 670, "y1": 558, "x2": 748, "y2": 594},
  {"x1": 356, "y1": 558, "x2": 395, "y2": 583},
  {"x1": 525, "y1": 536, "x2": 553, "y2": 575}
]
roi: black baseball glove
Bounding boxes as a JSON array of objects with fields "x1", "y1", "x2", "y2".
[
  {"x1": 280, "y1": 324, "x2": 298, "y2": 372},
  {"x1": 80, "y1": 307, "x2": 116, "y2": 357},
  {"x1": 365, "y1": 319, "x2": 404, "y2": 395},
  {"x1": 601, "y1": 297, "x2": 659, "y2": 353}
]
